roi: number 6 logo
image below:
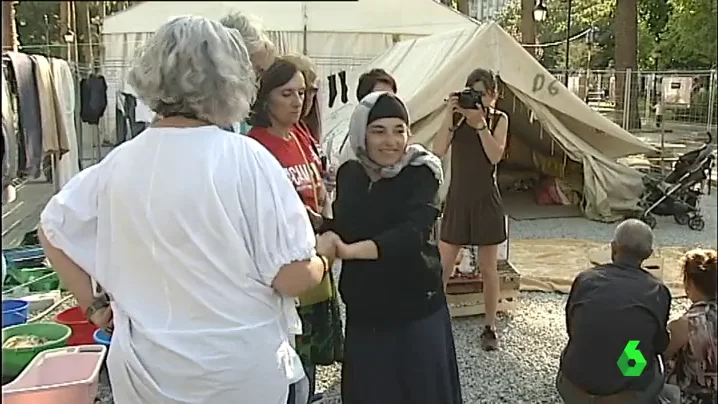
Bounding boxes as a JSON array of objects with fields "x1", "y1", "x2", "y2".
[{"x1": 617, "y1": 340, "x2": 647, "y2": 377}]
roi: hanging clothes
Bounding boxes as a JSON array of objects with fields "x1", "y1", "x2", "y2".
[
  {"x1": 80, "y1": 75, "x2": 108, "y2": 125},
  {"x1": 338, "y1": 71, "x2": 349, "y2": 104},
  {"x1": 118, "y1": 92, "x2": 149, "y2": 141},
  {"x1": 133, "y1": 98, "x2": 154, "y2": 124},
  {"x1": 2, "y1": 116, "x2": 16, "y2": 204},
  {"x1": 115, "y1": 93, "x2": 129, "y2": 144},
  {"x1": 50, "y1": 59, "x2": 79, "y2": 188},
  {"x1": 327, "y1": 74, "x2": 338, "y2": 108},
  {"x1": 5, "y1": 52, "x2": 43, "y2": 178},
  {"x1": 122, "y1": 84, "x2": 155, "y2": 125},
  {"x1": 122, "y1": 93, "x2": 148, "y2": 139},
  {"x1": 32, "y1": 55, "x2": 69, "y2": 156},
  {"x1": 1, "y1": 70, "x2": 17, "y2": 187}
]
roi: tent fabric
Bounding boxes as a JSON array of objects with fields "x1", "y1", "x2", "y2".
[
  {"x1": 101, "y1": 1, "x2": 475, "y2": 35},
  {"x1": 99, "y1": 0, "x2": 476, "y2": 145},
  {"x1": 321, "y1": 22, "x2": 656, "y2": 222}
]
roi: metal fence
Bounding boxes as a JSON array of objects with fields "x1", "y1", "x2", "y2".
[{"x1": 548, "y1": 69, "x2": 718, "y2": 138}]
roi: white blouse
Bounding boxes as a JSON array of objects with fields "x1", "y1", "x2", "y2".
[{"x1": 40, "y1": 126, "x2": 313, "y2": 404}]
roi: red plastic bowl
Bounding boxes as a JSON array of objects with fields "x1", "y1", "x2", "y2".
[{"x1": 54, "y1": 307, "x2": 98, "y2": 346}]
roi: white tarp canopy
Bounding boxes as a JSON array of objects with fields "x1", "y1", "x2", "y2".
[
  {"x1": 98, "y1": 0, "x2": 477, "y2": 144},
  {"x1": 322, "y1": 22, "x2": 657, "y2": 222}
]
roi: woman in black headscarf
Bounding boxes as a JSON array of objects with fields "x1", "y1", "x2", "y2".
[{"x1": 320, "y1": 92, "x2": 462, "y2": 404}]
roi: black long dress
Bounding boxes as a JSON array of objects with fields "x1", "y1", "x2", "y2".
[
  {"x1": 440, "y1": 110, "x2": 507, "y2": 246},
  {"x1": 323, "y1": 161, "x2": 462, "y2": 404}
]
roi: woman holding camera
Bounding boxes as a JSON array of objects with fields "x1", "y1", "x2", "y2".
[{"x1": 432, "y1": 68, "x2": 509, "y2": 351}]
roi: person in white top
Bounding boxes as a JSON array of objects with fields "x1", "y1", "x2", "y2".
[{"x1": 38, "y1": 16, "x2": 337, "y2": 404}]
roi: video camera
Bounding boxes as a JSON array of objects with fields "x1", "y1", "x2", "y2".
[{"x1": 451, "y1": 88, "x2": 483, "y2": 109}]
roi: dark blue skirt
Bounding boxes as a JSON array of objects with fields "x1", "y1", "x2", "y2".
[{"x1": 341, "y1": 305, "x2": 463, "y2": 404}]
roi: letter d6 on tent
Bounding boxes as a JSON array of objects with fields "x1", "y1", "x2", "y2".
[{"x1": 617, "y1": 340, "x2": 647, "y2": 377}]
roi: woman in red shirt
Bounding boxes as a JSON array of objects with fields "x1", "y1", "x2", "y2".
[
  {"x1": 248, "y1": 60, "x2": 323, "y2": 218},
  {"x1": 247, "y1": 59, "x2": 343, "y2": 404}
]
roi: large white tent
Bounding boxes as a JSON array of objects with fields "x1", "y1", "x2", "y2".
[
  {"x1": 322, "y1": 22, "x2": 657, "y2": 222},
  {"x1": 98, "y1": 0, "x2": 477, "y2": 143}
]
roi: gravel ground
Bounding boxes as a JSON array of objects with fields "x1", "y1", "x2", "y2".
[
  {"x1": 85, "y1": 293, "x2": 691, "y2": 404},
  {"x1": 509, "y1": 192, "x2": 717, "y2": 248},
  {"x1": 37, "y1": 193, "x2": 718, "y2": 403},
  {"x1": 311, "y1": 294, "x2": 692, "y2": 404}
]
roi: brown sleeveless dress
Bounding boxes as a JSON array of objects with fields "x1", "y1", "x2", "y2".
[{"x1": 440, "y1": 111, "x2": 507, "y2": 246}]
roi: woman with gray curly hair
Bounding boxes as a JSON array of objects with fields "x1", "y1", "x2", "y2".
[
  {"x1": 221, "y1": 12, "x2": 277, "y2": 135},
  {"x1": 38, "y1": 15, "x2": 336, "y2": 404},
  {"x1": 221, "y1": 12, "x2": 276, "y2": 74}
]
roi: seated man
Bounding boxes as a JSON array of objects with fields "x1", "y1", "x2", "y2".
[{"x1": 557, "y1": 219, "x2": 679, "y2": 403}]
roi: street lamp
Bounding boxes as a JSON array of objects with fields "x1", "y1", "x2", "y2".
[
  {"x1": 565, "y1": 1, "x2": 573, "y2": 86},
  {"x1": 532, "y1": 0, "x2": 573, "y2": 86},
  {"x1": 533, "y1": 0, "x2": 547, "y2": 22}
]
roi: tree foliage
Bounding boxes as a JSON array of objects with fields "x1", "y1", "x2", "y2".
[
  {"x1": 498, "y1": 0, "x2": 717, "y2": 69},
  {"x1": 656, "y1": 0, "x2": 717, "y2": 68},
  {"x1": 499, "y1": 0, "x2": 616, "y2": 69},
  {"x1": 14, "y1": 1, "x2": 137, "y2": 59}
]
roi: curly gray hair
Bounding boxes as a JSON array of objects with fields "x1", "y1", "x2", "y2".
[
  {"x1": 220, "y1": 12, "x2": 276, "y2": 69},
  {"x1": 127, "y1": 16, "x2": 256, "y2": 126}
]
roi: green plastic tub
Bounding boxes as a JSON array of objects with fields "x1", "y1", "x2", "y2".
[
  {"x1": 2, "y1": 268, "x2": 59, "y2": 295},
  {"x1": 2, "y1": 322, "x2": 72, "y2": 377}
]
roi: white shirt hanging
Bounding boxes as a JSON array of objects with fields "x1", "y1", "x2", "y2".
[
  {"x1": 40, "y1": 126, "x2": 312, "y2": 404},
  {"x1": 51, "y1": 59, "x2": 80, "y2": 188}
]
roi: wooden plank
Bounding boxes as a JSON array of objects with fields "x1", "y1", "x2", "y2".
[
  {"x1": 447, "y1": 291, "x2": 519, "y2": 318},
  {"x1": 446, "y1": 259, "x2": 521, "y2": 295}
]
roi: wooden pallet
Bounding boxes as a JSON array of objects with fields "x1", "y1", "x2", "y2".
[
  {"x1": 446, "y1": 259, "x2": 521, "y2": 318},
  {"x1": 447, "y1": 289, "x2": 519, "y2": 317}
]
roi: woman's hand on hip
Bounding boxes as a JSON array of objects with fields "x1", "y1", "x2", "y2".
[{"x1": 89, "y1": 303, "x2": 114, "y2": 334}]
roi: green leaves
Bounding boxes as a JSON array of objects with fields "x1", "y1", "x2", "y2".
[
  {"x1": 656, "y1": 0, "x2": 717, "y2": 68},
  {"x1": 13, "y1": 1, "x2": 138, "y2": 58},
  {"x1": 498, "y1": 0, "x2": 717, "y2": 69}
]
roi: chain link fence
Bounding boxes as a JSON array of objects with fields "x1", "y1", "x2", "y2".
[{"x1": 549, "y1": 68, "x2": 718, "y2": 139}]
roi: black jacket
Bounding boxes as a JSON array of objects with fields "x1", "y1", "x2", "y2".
[
  {"x1": 80, "y1": 75, "x2": 108, "y2": 124},
  {"x1": 323, "y1": 161, "x2": 444, "y2": 328}
]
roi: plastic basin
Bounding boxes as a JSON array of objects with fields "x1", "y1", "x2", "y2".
[
  {"x1": 2, "y1": 322, "x2": 72, "y2": 377},
  {"x1": 55, "y1": 307, "x2": 97, "y2": 346},
  {"x1": 3, "y1": 268, "x2": 59, "y2": 294},
  {"x1": 92, "y1": 329, "x2": 111, "y2": 346},
  {"x1": 1, "y1": 247, "x2": 45, "y2": 271},
  {"x1": 2, "y1": 345, "x2": 107, "y2": 404},
  {"x1": 2, "y1": 300, "x2": 29, "y2": 328}
]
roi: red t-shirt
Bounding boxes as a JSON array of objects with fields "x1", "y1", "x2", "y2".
[{"x1": 248, "y1": 125, "x2": 323, "y2": 211}]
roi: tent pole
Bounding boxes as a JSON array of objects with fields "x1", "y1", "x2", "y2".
[
  {"x1": 302, "y1": 3, "x2": 308, "y2": 56},
  {"x1": 659, "y1": 99, "x2": 666, "y2": 175}
]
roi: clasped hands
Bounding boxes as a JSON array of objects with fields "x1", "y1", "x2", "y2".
[{"x1": 316, "y1": 231, "x2": 350, "y2": 261}]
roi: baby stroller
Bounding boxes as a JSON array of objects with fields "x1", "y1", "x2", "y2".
[{"x1": 637, "y1": 132, "x2": 716, "y2": 231}]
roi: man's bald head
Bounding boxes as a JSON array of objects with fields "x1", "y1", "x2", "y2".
[{"x1": 611, "y1": 219, "x2": 654, "y2": 262}]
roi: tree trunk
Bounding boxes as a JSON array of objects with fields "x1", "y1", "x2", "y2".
[
  {"x1": 1, "y1": 1, "x2": 18, "y2": 52},
  {"x1": 614, "y1": 0, "x2": 642, "y2": 130},
  {"x1": 521, "y1": 0, "x2": 536, "y2": 57},
  {"x1": 60, "y1": 2, "x2": 70, "y2": 60},
  {"x1": 76, "y1": 1, "x2": 93, "y2": 66}
]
